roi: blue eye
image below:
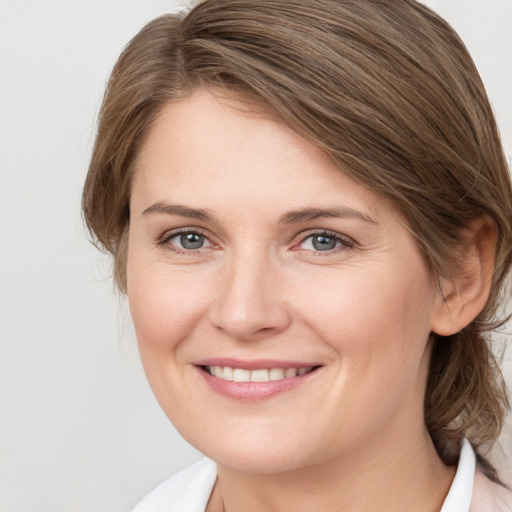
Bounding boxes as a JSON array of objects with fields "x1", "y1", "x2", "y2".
[
  {"x1": 299, "y1": 232, "x2": 352, "y2": 252},
  {"x1": 168, "y1": 231, "x2": 210, "y2": 250}
]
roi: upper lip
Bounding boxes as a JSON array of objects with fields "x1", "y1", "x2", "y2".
[{"x1": 195, "y1": 358, "x2": 321, "y2": 370}]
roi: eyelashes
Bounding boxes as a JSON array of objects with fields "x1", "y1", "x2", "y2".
[
  {"x1": 157, "y1": 227, "x2": 355, "y2": 256},
  {"x1": 157, "y1": 228, "x2": 216, "y2": 253},
  {"x1": 165, "y1": 231, "x2": 212, "y2": 251},
  {"x1": 294, "y1": 230, "x2": 354, "y2": 252}
]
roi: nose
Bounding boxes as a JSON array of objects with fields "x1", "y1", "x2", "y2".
[{"x1": 209, "y1": 248, "x2": 291, "y2": 342}]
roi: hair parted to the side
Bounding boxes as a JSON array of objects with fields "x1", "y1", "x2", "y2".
[{"x1": 83, "y1": 0, "x2": 512, "y2": 480}]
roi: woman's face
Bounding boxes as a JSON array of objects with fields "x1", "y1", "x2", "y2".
[{"x1": 127, "y1": 90, "x2": 444, "y2": 473}]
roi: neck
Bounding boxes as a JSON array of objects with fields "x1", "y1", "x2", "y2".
[{"x1": 208, "y1": 424, "x2": 455, "y2": 512}]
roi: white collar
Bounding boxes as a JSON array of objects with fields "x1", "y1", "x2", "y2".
[{"x1": 440, "y1": 438, "x2": 475, "y2": 512}]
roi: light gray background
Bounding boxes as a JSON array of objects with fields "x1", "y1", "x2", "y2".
[{"x1": 0, "y1": 1, "x2": 511, "y2": 511}]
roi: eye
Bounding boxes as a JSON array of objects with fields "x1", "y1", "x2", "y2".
[
  {"x1": 165, "y1": 231, "x2": 212, "y2": 251},
  {"x1": 298, "y1": 231, "x2": 353, "y2": 252}
]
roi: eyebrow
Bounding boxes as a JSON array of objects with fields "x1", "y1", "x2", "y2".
[
  {"x1": 142, "y1": 202, "x2": 377, "y2": 225},
  {"x1": 279, "y1": 207, "x2": 377, "y2": 225},
  {"x1": 141, "y1": 202, "x2": 218, "y2": 223}
]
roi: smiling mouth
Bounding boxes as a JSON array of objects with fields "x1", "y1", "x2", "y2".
[{"x1": 202, "y1": 365, "x2": 318, "y2": 382}]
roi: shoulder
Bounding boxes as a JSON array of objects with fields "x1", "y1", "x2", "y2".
[
  {"x1": 470, "y1": 469, "x2": 512, "y2": 512},
  {"x1": 132, "y1": 458, "x2": 218, "y2": 512}
]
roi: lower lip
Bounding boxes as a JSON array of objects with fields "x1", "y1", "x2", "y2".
[{"x1": 197, "y1": 367, "x2": 319, "y2": 401}]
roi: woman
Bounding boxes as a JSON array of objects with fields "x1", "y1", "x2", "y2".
[{"x1": 83, "y1": 0, "x2": 512, "y2": 510}]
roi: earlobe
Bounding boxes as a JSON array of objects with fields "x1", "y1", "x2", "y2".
[{"x1": 431, "y1": 218, "x2": 497, "y2": 336}]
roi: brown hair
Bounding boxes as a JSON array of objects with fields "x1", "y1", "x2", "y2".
[{"x1": 83, "y1": 0, "x2": 512, "y2": 478}]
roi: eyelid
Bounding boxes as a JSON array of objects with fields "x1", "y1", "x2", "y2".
[
  {"x1": 293, "y1": 229, "x2": 355, "y2": 252},
  {"x1": 157, "y1": 227, "x2": 218, "y2": 252},
  {"x1": 156, "y1": 226, "x2": 355, "y2": 254}
]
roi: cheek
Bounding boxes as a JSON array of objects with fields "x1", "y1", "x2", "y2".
[
  {"x1": 299, "y1": 266, "x2": 435, "y2": 430},
  {"x1": 126, "y1": 255, "x2": 214, "y2": 416},
  {"x1": 126, "y1": 253, "x2": 211, "y2": 354},
  {"x1": 290, "y1": 263, "x2": 435, "y2": 368}
]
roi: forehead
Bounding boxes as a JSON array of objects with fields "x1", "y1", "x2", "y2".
[{"x1": 132, "y1": 90, "x2": 388, "y2": 222}]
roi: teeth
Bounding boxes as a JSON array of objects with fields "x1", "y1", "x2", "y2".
[
  {"x1": 222, "y1": 366, "x2": 234, "y2": 381},
  {"x1": 233, "y1": 369, "x2": 251, "y2": 382},
  {"x1": 251, "y1": 369, "x2": 270, "y2": 382},
  {"x1": 285, "y1": 368, "x2": 298, "y2": 378},
  {"x1": 269, "y1": 368, "x2": 284, "y2": 380},
  {"x1": 205, "y1": 366, "x2": 314, "y2": 382}
]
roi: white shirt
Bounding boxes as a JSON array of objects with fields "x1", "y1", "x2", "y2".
[
  {"x1": 442, "y1": 438, "x2": 475, "y2": 512},
  {"x1": 132, "y1": 438, "x2": 477, "y2": 512}
]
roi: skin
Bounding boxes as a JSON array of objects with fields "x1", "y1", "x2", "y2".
[{"x1": 127, "y1": 90, "x2": 466, "y2": 511}]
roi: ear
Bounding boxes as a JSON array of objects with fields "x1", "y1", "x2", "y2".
[{"x1": 431, "y1": 218, "x2": 497, "y2": 336}]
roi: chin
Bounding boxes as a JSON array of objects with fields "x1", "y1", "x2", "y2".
[
  {"x1": 177, "y1": 420, "x2": 326, "y2": 475},
  {"x1": 205, "y1": 445, "x2": 316, "y2": 475}
]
